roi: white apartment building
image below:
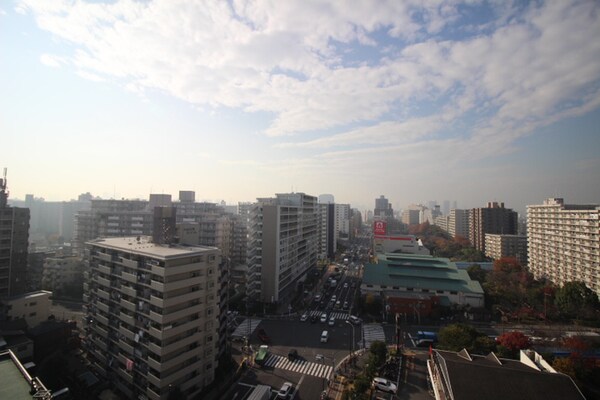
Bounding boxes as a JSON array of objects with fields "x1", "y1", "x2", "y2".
[
  {"x1": 334, "y1": 203, "x2": 351, "y2": 240},
  {"x1": 0, "y1": 290, "x2": 52, "y2": 327},
  {"x1": 84, "y1": 237, "x2": 221, "y2": 400},
  {"x1": 527, "y1": 198, "x2": 600, "y2": 296},
  {"x1": 448, "y1": 209, "x2": 470, "y2": 238},
  {"x1": 247, "y1": 193, "x2": 318, "y2": 304}
]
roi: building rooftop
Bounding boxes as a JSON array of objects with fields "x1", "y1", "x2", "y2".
[
  {"x1": 87, "y1": 236, "x2": 218, "y2": 260},
  {"x1": 434, "y1": 349, "x2": 585, "y2": 400},
  {"x1": 2, "y1": 290, "x2": 52, "y2": 302},
  {"x1": 0, "y1": 350, "x2": 49, "y2": 400},
  {"x1": 363, "y1": 253, "x2": 483, "y2": 294}
]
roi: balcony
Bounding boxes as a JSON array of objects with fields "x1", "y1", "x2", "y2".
[
  {"x1": 120, "y1": 258, "x2": 139, "y2": 269},
  {"x1": 95, "y1": 314, "x2": 109, "y2": 326},
  {"x1": 97, "y1": 288, "x2": 110, "y2": 301},
  {"x1": 121, "y1": 285, "x2": 136, "y2": 298},
  {"x1": 98, "y1": 264, "x2": 111, "y2": 275},
  {"x1": 148, "y1": 318, "x2": 202, "y2": 341},
  {"x1": 118, "y1": 339, "x2": 134, "y2": 355},
  {"x1": 116, "y1": 367, "x2": 134, "y2": 384},
  {"x1": 120, "y1": 312, "x2": 135, "y2": 327},
  {"x1": 97, "y1": 276, "x2": 111, "y2": 288},
  {"x1": 162, "y1": 291, "x2": 202, "y2": 308},
  {"x1": 121, "y1": 298, "x2": 136, "y2": 312},
  {"x1": 151, "y1": 280, "x2": 164, "y2": 292},
  {"x1": 96, "y1": 301, "x2": 110, "y2": 314},
  {"x1": 163, "y1": 276, "x2": 205, "y2": 291},
  {"x1": 122, "y1": 271, "x2": 137, "y2": 284},
  {"x1": 148, "y1": 332, "x2": 202, "y2": 358},
  {"x1": 120, "y1": 326, "x2": 136, "y2": 341}
]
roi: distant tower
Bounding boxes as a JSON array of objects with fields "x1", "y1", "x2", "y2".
[{"x1": 152, "y1": 206, "x2": 177, "y2": 244}]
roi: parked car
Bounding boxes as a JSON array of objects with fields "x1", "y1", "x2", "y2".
[
  {"x1": 277, "y1": 382, "x2": 293, "y2": 399},
  {"x1": 372, "y1": 377, "x2": 397, "y2": 394}
]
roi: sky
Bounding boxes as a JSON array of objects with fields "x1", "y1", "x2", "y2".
[{"x1": 1, "y1": 0, "x2": 599, "y2": 215}]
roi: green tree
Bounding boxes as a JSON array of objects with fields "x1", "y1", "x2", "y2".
[
  {"x1": 472, "y1": 335, "x2": 497, "y2": 354},
  {"x1": 369, "y1": 340, "x2": 387, "y2": 368},
  {"x1": 555, "y1": 281, "x2": 600, "y2": 319},
  {"x1": 467, "y1": 264, "x2": 487, "y2": 283},
  {"x1": 437, "y1": 324, "x2": 481, "y2": 352}
]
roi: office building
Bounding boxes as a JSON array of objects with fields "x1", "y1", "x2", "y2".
[
  {"x1": 0, "y1": 171, "x2": 29, "y2": 298},
  {"x1": 318, "y1": 194, "x2": 334, "y2": 204},
  {"x1": 247, "y1": 193, "x2": 318, "y2": 305},
  {"x1": 334, "y1": 203, "x2": 351, "y2": 240},
  {"x1": 374, "y1": 195, "x2": 394, "y2": 218},
  {"x1": 469, "y1": 202, "x2": 518, "y2": 253},
  {"x1": 485, "y1": 234, "x2": 528, "y2": 266},
  {"x1": 527, "y1": 198, "x2": 600, "y2": 296},
  {"x1": 401, "y1": 207, "x2": 421, "y2": 226},
  {"x1": 84, "y1": 236, "x2": 221, "y2": 400}
]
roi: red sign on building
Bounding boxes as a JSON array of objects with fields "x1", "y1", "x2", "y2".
[{"x1": 373, "y1": 220, "x2": 387, "y2": 235}]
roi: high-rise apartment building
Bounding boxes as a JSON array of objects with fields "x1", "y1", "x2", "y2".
[
  {"x1": 469, "y1": 202, "x2": 518, "y2": 253},
  {"x1": 84, "y1": 236, "x2": 221, "y2": 400},
  {"x1": 485, "y1": 234, "x2": 528, "y2": 266},
  {"x1": 317, "y1": 203, "x2": 335, "y2": 261},
  {"x1": 335, "y1": 203, "x2": 351, "y2": 240},
  {"x1": 527, "y1": 198, "x2": 600, "y2": 296},
  {"x1": 247, "y1": 193, "x2": 318, "y2": 305},
  {"x1": 448, "y1": 209, "x2": 470, "y2": 238},
  {"x1": 0, "y1": 170, "x2": 29, "y2": 298},
  {"x1": 401, "y1": 207, "x2": 421, "y2": 226}
]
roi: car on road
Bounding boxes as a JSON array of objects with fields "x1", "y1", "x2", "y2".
[
  {"x1": 320, "y1": 313, "x2": 328, "y2": 323},
  {"x1": 315, "y1": 294, "x2": 321, "y2": 302},
  {"x1": 372, "y1": 377, "x2": 397, "y2": 394},
  {"x1": 349, "y1": 315, "x2": 362, "y2": 325},
  {"x1": 321, "y1": 330, "x2": 329, "y2": 343},
  {"x1": 343, "y1": 301, "x2": 349, "y2": 310},
  {"x1": 331, "y1": 295, "x2": 337, "y2": 302},
  {"x1": 335, "y1": 300, "x2": 341, "y2": 309},
  {"x1": 300, "y1": 313, "x2": 308, "y2": 322},
  {"x1": 328, "y1": 317, "x2": 335, "y2": 326},
  {"x1": 343, "y1": 282, "x2": 348, "y2": 288},
  {"x1": 277, "y1": 382, "x2": 293, "y2": 399}
]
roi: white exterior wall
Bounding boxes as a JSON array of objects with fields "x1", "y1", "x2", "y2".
[{"x1": 527, "y1": 198, "x2": 600, "y2": 296}]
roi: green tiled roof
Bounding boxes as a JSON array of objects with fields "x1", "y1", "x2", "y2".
[{"x1": 364, "y1": 253, "x2": 484, "y2": 295}]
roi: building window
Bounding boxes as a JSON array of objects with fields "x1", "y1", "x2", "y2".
[
  {"x1": 407, "y1": 288, "x2": 413, "y2": 291},
  {"x1": 450, "y1": 291, "x2": 457, "y2": 295},
  {"x1": 380, "y1": 285, "x2": 387, "y2": 289},
  {"x1": 29, "y1": 312, "x2": 37, "y2": 317},
  {"x1": 29, "y1": 302, "x2": 37, "y2": 306}
]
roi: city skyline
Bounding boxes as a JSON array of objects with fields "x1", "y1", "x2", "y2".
[{"x1": 2, "y1": 1, "x2": 599, "y2": 213}]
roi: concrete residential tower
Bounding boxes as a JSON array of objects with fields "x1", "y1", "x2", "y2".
[
  {"x1": 247, "y1": 193, "x2": 318, "y2": 305},
  {"x1": 84, "y1": 236, "x2": 221, "y2": 400},
  {"x1": 527, "y1": 198, "x2": 600, "y2": 296}
]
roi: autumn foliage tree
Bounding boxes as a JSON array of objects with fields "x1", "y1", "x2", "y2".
[{"x1": 496, "y1": 331, "x2": 530, "y2": 356}]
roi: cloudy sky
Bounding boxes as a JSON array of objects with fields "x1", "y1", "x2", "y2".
[{"x1": 2, "y1": 0, "x2": 599, "y2": 214}]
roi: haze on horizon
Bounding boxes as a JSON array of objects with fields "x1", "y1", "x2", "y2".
[{"x1": 2, "y1": 0, "x2": 599, "y2": 213}]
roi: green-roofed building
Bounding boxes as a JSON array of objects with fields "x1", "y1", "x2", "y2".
[
  {"x1": 0, "y1": 350, "x2": 52, "y2": 400},
  {"x1": 361, "y1": 253, "x2": 484, "y2": 318}
]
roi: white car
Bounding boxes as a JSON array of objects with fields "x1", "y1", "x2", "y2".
[
  {"x1": 331, "y1": 295, "x2": 337, "y2": 301},
  {"x1": 300, "y1": 313, "x2": 308, "y2": 322},
  {"x1": 372, "y1": 377, "x2": 397, "y2": 394},
  {"x1": 277, "y1": 382, "x2": 293, "y2": 399},
  {"x1": 328, "y1": 317, "x2": 335, "y2": 326},
  {"x1": 343, "y1": 282, "x2": 348, "y2": 288},
  {"x1": 320, "y1": 313, "x2": 328, "y2": 323},
  {"x1": 349, "y1": 315, "x2": 362, "y2": 325}
]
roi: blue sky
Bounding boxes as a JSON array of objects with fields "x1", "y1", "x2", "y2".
[{"x1": 1, "y1": 0, "x2": 599, "y2": 214}]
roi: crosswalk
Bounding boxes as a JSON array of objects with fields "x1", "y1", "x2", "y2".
[
  {"x1": 308, "y1": 310, "x2": 349, "y2": 320},
  {"x1": 232, "y1": 318, "x2": 262, "y2": 337},
  {"x1": 362, "y1": 323, "x2": 386, "y2": 348},
  {"x1": 262, "y1": 354, "x2": 333, "y2": 379}
]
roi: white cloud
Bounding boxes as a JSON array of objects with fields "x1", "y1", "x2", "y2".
[
  {"x1": 39, "y1": 53, "x2": 64, "y2": 68},
  {"x1": 19, "y1": 0, "x2": 600, "y2": 159}
]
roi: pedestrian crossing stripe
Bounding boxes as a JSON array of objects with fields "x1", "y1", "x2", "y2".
[
  {"x1": 232, "y1": 318, "x2": 262, "y2": 337},
  {"x1": 362, "y1": 323, "x2": 386, "y2": 348},
  {"x1": 308, "y1": 311, "x2": 349, "y2": 320},
  {"x1": 262, "y1": 354, "x2": 333, "y2": 379}
]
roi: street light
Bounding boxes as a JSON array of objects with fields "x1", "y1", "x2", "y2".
[{"x1": 345, "y1": 320, "x2": 355, "y2": 360}]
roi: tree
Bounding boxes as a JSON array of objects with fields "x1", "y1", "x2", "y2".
[
  {"x1": 467, "y1": 264, "x2": 487, "y2": 283},
  {"x1": 472, "y1": 335, "x2": 497, "y2": 354},
  {"x1": 437, "y1": 324, "x2": 481, "y2": 352},
  {"x1": 555, "y1": 281, "x2": 600, "y2": 319},
  {"x1": 369, "y1": 340, "x2": 387, "y2": 368},
  {"x1": 552, "y1": 357, "x2": 577, "y2": 379},
  {"x1": 496, "y1": 331, "x2": 530, "y2": 358}
]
